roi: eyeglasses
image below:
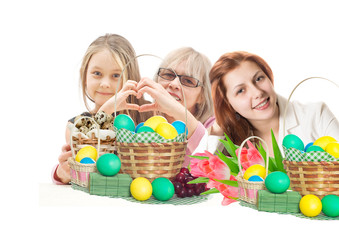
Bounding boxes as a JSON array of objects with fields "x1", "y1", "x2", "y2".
[{"x1": 157, "y1": 68, "x2": 202, "y2": 88}]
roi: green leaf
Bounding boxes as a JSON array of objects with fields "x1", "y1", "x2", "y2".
[
  {"x1": 271, "y1": 129, "x2": 286, "y2": 173},
  {"x1": 214, "y1": 179, "x2": 239, "y2": 187},
  {"x1": 187, "y1": 177, "x2": 209, "y2": 184},
  {"x1": 188, "y1": 155, "x2": 209, "y2": 160},
  {"x1": 221, "y1": 134, "x2": 239, "y2": 159},
  {"x1": 200, "y1": 188, "x2": 220, "y2": 195},
  {"x1": 216, "y1": 150, "x2": 240, "y2": 174}
]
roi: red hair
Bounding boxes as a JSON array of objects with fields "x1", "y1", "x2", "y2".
[{"x1": 210, "y1": 51, "x2": 274, "y2": 146}]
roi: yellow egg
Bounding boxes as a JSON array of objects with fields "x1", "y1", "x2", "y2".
[
  {"x1": 130, "y1": 177, "x2": 152, "y2": 201},
  {"x1": 155, "y1": 122, "x2": 178, "y2": 139},
  {"x1": 325, "y1": 142, "x2": 339, "y2": 158},
  {"x1": 299, "y1": 194, "x2": 322, "y2": 217},
  {"x1": 75, "y1": 145, "x2": 98, "y2": 162},
  {"x1": 243, "y1": 164, "x2": 266, "y2": 180},
  {"x1": 144, "y1": 116, "x2": 168, "y2": 131},
  {"x1": 313, "y1": 136, "x2": 337, "y2": 150}
]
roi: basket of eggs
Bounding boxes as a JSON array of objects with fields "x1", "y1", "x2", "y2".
[{"x1": 282, "y1": 77, "x2": 339, "y2": 199}]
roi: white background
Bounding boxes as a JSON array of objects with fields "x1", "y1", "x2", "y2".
[{"x1": 1, "y1": 0, "x2": 339, "y2": 239}]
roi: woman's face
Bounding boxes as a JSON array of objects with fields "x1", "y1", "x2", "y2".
[
  {"x1": 86, "y1": 49, "x2": 122, "y2": 109},
  {"x1": 223, "y1": 61, "x2": 278, "y2": 124},
  {"x1": 158, "y1": 61, "x2": 202, "y2": 115}
]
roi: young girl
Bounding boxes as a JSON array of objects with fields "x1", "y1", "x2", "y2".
[
  {"x1": 136, "y1": 47, "x2": 215, "y2": 167},
  {"x1": 206, "y1": 51, "x2": 339, "y2": 156},
  {"x1": 52, "y1": 34, "x2": 151, "y2": 184}
]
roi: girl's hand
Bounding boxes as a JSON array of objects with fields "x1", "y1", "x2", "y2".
[
  {"x1": 56, "y1": 144, "x2": 72, "y2": 184},
  {"x1": 99, "y1": 80, "x2": 140, "y2": 114},
  {"x1": 136, "y1": 77, "x2": 183, "y2": 117}
]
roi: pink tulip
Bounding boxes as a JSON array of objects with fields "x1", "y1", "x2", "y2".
[
  {"x1": 191, "y1": 151, "x2": 230, "y2": 180},
  {"x1": 236, "y1": 140, "x2": 265, "y2": 170},
  {"x1": 207, "y1": 178, "x2": 238, "y2": 205}
]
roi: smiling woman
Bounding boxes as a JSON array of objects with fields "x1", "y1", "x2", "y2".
[
  {"x1": 136, "y1": 47, "x2": 215, "y2": 167},
  {"x1": 206, "y1": 51, "x2": 339, "y2": 156}
]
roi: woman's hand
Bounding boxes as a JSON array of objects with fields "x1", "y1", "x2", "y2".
[
  {"x1": 136, "y1": 77, "x2": 183, "y2": 117},
  {"x1": 99, "y1": 80, "x2": 140, "y2": 114},
  {"x1": 56, "y1": 144, "x2": 72, "y2": 184}
]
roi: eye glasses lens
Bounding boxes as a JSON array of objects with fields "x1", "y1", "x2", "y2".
[
  {"x1": 159, "y1": 68, "x2": 176, "y2": 80},
  {"x1": 181, "y1": 76, "x2": 198, "y2": 87}
]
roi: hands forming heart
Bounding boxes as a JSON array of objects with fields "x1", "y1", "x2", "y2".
[{"x1": 98, "y1": 78, "x2": 184, "y2": 117}]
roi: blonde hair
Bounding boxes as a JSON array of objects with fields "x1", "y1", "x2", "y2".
[
  {"x1": 157, "y1": 47, "x2": 214, "y2": 123},
  {"x1": 79, "y1": 33, "x2": 151, "y2": 122}
]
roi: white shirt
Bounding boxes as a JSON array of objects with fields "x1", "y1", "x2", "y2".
[{"x1": 194, "y1": 94, "x2": 339, "y2": 154}]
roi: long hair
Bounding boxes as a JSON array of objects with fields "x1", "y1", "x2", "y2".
[
  {"x1": 79, "y1": 33, "x2": 151, "y2": 122},
  {"x1": 157, "y1": 47, "x2": 214, "y2": 123},
  {"x1": 210, "y1": 51, "x2": 274, "y2": 145}
]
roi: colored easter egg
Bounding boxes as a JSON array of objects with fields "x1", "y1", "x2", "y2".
[
  {"x1": 144, "y1": 115, "x2": 167, "y2": 130},
  {"x1": 137, "y1": 125, "x2": 155, "y2": 133},
  {"x1": 151, "y1": 177, "x2": 175, "y2": 201},
  {"x1": 80, "y1": 157, "x2": 95, "y2": 164},
  {"x1": 248, "y1": 175, "x2": 264, "y2": 182},
  {"x1": 265, "y1": 171, "x2": 290, "y2": 194},
  {"x1": 155, "y1": 122, "x2": 178, "y2": 139},
  {"x1": 313, "y1": 136, "x2": 337, "y2": 150},
  {"x1": 96, "y1": 153, "x2": 121, "y2": 176},
  {"x1": 282, "y1": 134, "x2": 304, "y2": 151},
  {"x1": 113, "y1": 114, "x2": 135, "y2": 132},
  {"x1": 130, "y1": 177, "x2": 153, "y2": 201},
  {"x1": 321, "y1": 195, "x2": 339, "y2": 217},
  {"x1": 75, "y1": 145, "x2": 98, "y2": 162},
  {"x1": 243, "y1": 164, "x2": 266, "y2": 180},
  {"x1": 306, "y1": 145, "x2": 325, "y2": 153},
  {"x1": 325, "y1": 142, "x2": 339, "y2": 158},
  {"x1": 135, "y1": 122, "x2": 144, "y2": 132},
  {"x1": 299, "y1": 194, "x2": 322, "y2": 217},
  {"x1": 304, "y1": 142, "x2": 314, "y2": 152},
  {"x1": 171, "y1": 120, "x2": 188, "y2": 135}
]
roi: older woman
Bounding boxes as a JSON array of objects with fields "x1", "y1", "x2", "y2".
[{"x1": 136, "y1": 47, "x2": 215, "y2": 166}]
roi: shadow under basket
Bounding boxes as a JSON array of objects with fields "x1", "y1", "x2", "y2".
[
  {"x1": 283, "y1": 160, "x2": 339, "y2": 199},
  {"x1": 116, "y1": 141, "x2": 187, "y2": 182}
]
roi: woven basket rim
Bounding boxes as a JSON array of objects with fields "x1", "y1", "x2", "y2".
[
  {"x1": 117, "y1": 141, "x2": 188, "y2": 147},
  {"x1": 283, "y1": 160, "x2": 339, "y2": 166}
]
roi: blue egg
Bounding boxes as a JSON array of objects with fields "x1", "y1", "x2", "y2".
[
  {"x1": 304, "y1": 142, "x2": 314, "y2": 152},
  {"x1": 248, "y1": 175, "x2": 264, "y2": 182},
  {"x1": 135, "y1": 122, "x2": 144, "y2": 133},
  {"x1": 80, "y1": 157, "x2": 95, "y2": 164},
  {"x1": 171, "y1": 120, "x2": 188, "y2": 135}
]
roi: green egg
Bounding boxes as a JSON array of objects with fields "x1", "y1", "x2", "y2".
[
  {"x1": 282, "y1": 134, "x2": 304, "y2": 151},
  {"x1": 265, "y1": 171, "x2": 290, "y2": 194},
  {"x1": 306, "y1": 145, "x2": 325, "y2": 152},
  {"x1": 321, "y1": 195, "x2": 339, "y2": 217},
  {"x1": 113, "y1": 114, "x2": 135, "y2": 132},
  {"x1": 96, "y1": 153, "x2": 121, "y2": 176},
  {"x1": 151, "y1": 178, "x2": 175, "y2": 201},
  {"x1": 137, "y1": 125, "x2": 155, "y2": 133}
]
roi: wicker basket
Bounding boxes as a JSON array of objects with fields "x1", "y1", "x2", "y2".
[
  {"x1": 236, "y1": 136, "x2": 269, "y2": 205},
  {"x1": 117, "y1": 141, "x2": 187, "y2": 182},
  {"x1": 282, "y1": 77, "x2": 339, "y2": 199},
  {"x1": 283, "y1": 160, "x2": 339, "y2": 199},
  {"x1": 68, "y1": 116, "x2": 103, "y2": 187},
  {"x1": 114, "y1": 54, "x2": 188, "y2": 182}
]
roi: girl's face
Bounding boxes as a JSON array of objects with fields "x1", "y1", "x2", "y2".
[
  {"x1": 86, "y1": 49, "x2": 122, "y2": 109},
  {"x1": 158, "y1": 61, "x2": 202, "y2": 115},
  {"x1": 223, "y1": 61, "x2": 278, "y2": 124}
]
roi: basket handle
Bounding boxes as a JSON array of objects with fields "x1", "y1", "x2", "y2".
[
  {"x1": 114, "y1": 54, "x2": 189, "y2": 140},
  {"x1": 282, "y1": 77, "x2": 339, "y2": 138},
  {"x1": 70, "y1": 116, "x2": 101, "y2": 159},
  {"x1": 237, "y1": 136, "x2": 269, "y2": 177}
]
